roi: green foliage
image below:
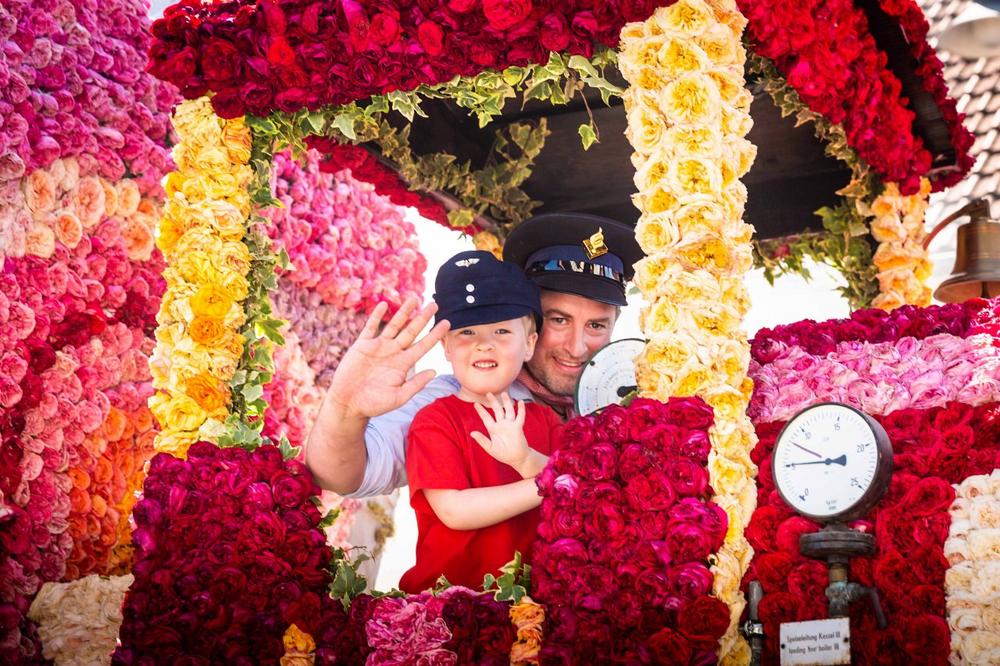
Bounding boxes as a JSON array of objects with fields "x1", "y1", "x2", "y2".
[
  {"x1": 748, "y1": 54, "x2": 882, "y2": 310},
  {"x1": 329, "y1": 547, "x2": 371, "y2": 610},
  {"x1": 245, "y1": 48, "x2": 623, "y2": 241},
  {"x1": 481, "y1": 552, "x2": 531, "y2": 603}
]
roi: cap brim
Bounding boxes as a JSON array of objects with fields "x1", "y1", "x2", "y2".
[
  {"x1": 435, "y1": 304, "x2": 540, "y2": 329},
  {"x1": 531, "y1": 273, "x2": 628, "y2": 306}
]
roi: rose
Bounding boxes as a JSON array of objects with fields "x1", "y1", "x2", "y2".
[
  {"x1": 678, "y1": 596, "x2": 730, "y2": 650},
  {"x1": 666, "y1": 562, "x2": 713, "y2": 601},
  {"x1": 482, "y1": 0, "x2": 533, "y2": 31},
  {"x1": 578, "y1": 443, "x2": 618, "y2": 480}
]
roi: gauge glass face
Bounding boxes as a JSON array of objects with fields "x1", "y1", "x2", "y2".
[
  {"x1": 774, "y1": 404, "x2": 879, "y2": 518},
  {"x1": 575, "y1": 339, "x2": 644, "y2": 416}
]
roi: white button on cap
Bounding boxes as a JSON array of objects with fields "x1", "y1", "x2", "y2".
[
  {"x1": 466, "y1": 284, "x2": 475, "y2": 292},
  {"x1": 466, "y1": 295, "x2": 475, "y2": 303}
]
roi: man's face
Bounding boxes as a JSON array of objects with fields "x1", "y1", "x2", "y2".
[{"x1": 527, "y1": 290, "x2": 618, "y2": 396}]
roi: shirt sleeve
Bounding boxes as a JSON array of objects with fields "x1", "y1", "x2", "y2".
[
  {"x1": 406, "y1": 402, "x2": 472, "y2": 494},
  {"x1": 343, "y1": 375, "x2": 460, "y2": 499}
]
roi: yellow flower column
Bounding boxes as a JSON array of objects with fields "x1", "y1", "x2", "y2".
[
  {"x1": 869, "y1": 178, "x2": 933, "y2": 310},
  {"x1": 148, "y1": 98, "x2": 254, "y2": 457},
  {"x1": 618, "y1": 0, "x2": 758, "y2": 661}
]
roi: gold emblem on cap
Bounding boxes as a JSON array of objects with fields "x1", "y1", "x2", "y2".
[{"x1": 582, "y1": 228, "x2": 608, "y2": 259}]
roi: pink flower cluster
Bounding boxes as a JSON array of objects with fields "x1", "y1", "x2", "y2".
[
  {"x1": 265, "y1": 149, "x2": 425, "y2": 314},
  {"x1": 750, "y1": 333, "x2": 1000, "y2": 423},
  {"x1": 114, "y1": 443, "x2": 333, "y2": 664},
  {"x1": 0, "y1": 0, "x2": 176, "y2": 196},
  {"x1": 533, "y1": 398, "x2": 730, "y2": 663},
  {"x1": 364, "y1": 587, "x2": 514, "y2": 666},
  {"x1": 272, "y1": 279, "x2": 370, "y2": 388},
  {"x1": 262, "y1": 328, "x2": 324, "y2": 451},
  {"x1": 0, "y1": 208, "x2": 165, "y2": 660},
  {"x1": 750, "y1": 298, "x2": 994, "y2": 364}
]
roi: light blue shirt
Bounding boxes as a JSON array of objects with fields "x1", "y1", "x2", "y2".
[{"x1": 344, "y1": 375, "x2": 534, "y2": 498}]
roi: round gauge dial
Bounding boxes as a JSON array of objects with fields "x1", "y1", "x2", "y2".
[
  {"x1": 574, "y1": 338, "x2": 645, "y2": 416},
  {"x1": 772, "y1": 402, "x2": 893, "y2": 522}
]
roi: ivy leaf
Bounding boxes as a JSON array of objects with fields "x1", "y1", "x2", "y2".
[
  {"x1": 447, "y1": 209, "x2": 475, "y2": 229},
  {"x1": 241, "y1": 383, "x2": 264, "y2": 404},
  {"x1": 306, "y1": 111, "x2": 326, "y2": 134},
  {"x1": 317, "y1": 507, "x2": 341, "y2": 529},
  {"x1": 578, "y1": 123, "x2": 598, "y2": 150},
  {"x1": 332, "y1": 113, "x2": 357, "y2": 141},
  {"x1": 568, "y1": 55, "x2": 600, "y2": 78},
  {"x1": 330, "y1": 551, "x2": 370, "y2": 610}
]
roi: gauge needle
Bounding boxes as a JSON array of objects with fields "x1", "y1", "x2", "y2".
[
  {"x1": 791, "y1": 442, "x2": 822, "y2": 458},
  {"x1": 784, "y1": 454, "x2": 847, "y2": 468}
]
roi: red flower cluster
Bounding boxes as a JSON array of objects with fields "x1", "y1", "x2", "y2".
[
  {"x1": 739, "y1": 0, "x2": 970, "y2": 194},
  {"x1": 532, "y1": 397, "x2": 729, "y2": 664},
  {"x1": 148, "y1": 0, "x2": 662, "y2": 118},
  {"x1": 308, "y1": 137, "x2": 465, "y2": 232},
  {"x1": 114, "y1": 443, "x2": 332, "y2": 663},
  {"x1": 750, "y1": 298, "x2": 997, "y2": 364},
  {"x1": 747, "y1": 400, "x2": 1000, "y2": 664},
  {"x1": 875, "y1": 0, "x2": 975, "y2": 189}
]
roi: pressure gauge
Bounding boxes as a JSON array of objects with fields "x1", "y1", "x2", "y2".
[
  {"x1": 772, "y1": 403, "x2": 893, "y2": 522},
  {"x1": 574, "y1": 338, "x2": 645, "y2": 416}
]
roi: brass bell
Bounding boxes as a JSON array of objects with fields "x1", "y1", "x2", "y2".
[{"x1": 924, "y1": 199, "x2": 1000, "y2": 302}]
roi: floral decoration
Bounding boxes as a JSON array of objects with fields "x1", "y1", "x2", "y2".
[
  {"x1": 532, "y1": 397, "x2": 729, "y2": 663},
  {"x1": 945, "y1": 470, "x2": 1000, "y2": 664},
  {"x1": 509, "y1": 595, "x2": 545, "y2": 665},
  {"x1": 113, "y1": 442, "x2": 333, "y2": 664},
  {"x1": 868, "y1": 178, "x2": 933, "y2": 311},
  {"x1": 26, "y1": 573, "x2": 133, "y2": 666},
  {"x1": 281, "y1": 623, "x2": 317, "y2": 666},
  {"x1": 619, "y1": 1, "x2": 758, "y2": 659}
]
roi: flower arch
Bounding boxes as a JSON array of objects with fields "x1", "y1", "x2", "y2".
[{"x1": 105, "y1": 0, "x2": 990, "y2": 664}]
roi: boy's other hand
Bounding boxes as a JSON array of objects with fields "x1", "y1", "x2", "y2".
[
  {"x1": 472, "y1": 393, "x2": 548, "y2": 478},
  {"x1": 326, "y1": 296, "x2": 450, "y2": 420}
]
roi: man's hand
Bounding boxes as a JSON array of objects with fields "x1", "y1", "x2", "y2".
[
  {"x1": 326, "y1": 296, "x2": 450, "y2": 419},
  {"x1": 471, "y1": 393, "x2": 548, "y2": 478}
]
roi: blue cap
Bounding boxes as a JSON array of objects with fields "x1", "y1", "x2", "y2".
[{"x1": 433, "y1": 251, "x2": 542, "y2": 329}]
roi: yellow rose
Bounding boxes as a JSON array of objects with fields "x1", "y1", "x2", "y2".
[
  {"x1": 721, "y1": 105, "x2": 753, "y2": 136},
  {"x1": 634, "y1": 185, "x2": 678, "y2": 214},
  {"x1": 218, "y1": 240, "x2": 252, "y2": 276},
  {"x1": 198, "y1": 199, "x2": 248, "y2": 240},
  {"x1": 663, "y1": 124, "x2": 722, "y2": 158},
  {"x1": 222, "y1": 118, "x2": 252, "y2": 165},
  {"x1": 676, "y1": 367, "x2": 710, "y2": 395},
  {"x1": 641, "y1": 332, "x2": 696, "y2": 367},
  {"x1": 661, "y1": 72, "x2": 722, "y2": 124},
  {"x1": 190, "y1": 283, "x2": 237, "y2": 319},
  {"x1": 669, "y1": 157, "x2": 722, "y2": 196},
  {"x1": 149, "y1": 392, "x2": 210, "y2": 432},
  {"x1": 639, "y1": 292, "x2": 681, "y2": 329},
  {"x1": 153, "y1": 429, "x2": 198, "y2": 459},
  {"x1": 697, "y1": 24, "x2": 740, "y2": 65},
  {"x1": 625, "y1": 103, "x2": 668, "y2": 156},
  {"x1": 183, "y1": 371, "x2": 230, "y2": 412},
  {"x1": 658, "y1": 36, "x2": 711, "y2": 72},
  {"x1": 655, "y1": 0, "x2": 715, "y2": 36},
  {"x1": 188, "y1": 316, "x2": 229, "y2": 347},
  {"x1": 720, "y1": 637, "x2": 752, "y2": 666},
  {"x1": 472, "y1": 230, "x2": 502, "y2": 258},
  {"x1": 635, "y1": 212, "x2": 679, "y2": 253},
  {"x1": 709, "y1": 451, "x2": 755, "y2": 497}
]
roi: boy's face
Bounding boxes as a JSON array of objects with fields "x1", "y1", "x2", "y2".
[{"x1": 442, "y1": 317, "x2": 538, "y2": 401}]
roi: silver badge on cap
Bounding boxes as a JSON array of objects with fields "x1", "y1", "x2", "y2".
[{"x1": 455, "y1": 258, "x2": 480, "y2": 268}]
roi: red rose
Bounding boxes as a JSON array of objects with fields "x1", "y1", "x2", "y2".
[
  {"x1": 539, "y1": 12, "x2": 570, "y2": 51},
  {"x1": 787, "y1": 561, "x2": 827, "y2": 602},
  {"x1": 901, "y1": 614, "x2": 950, "y2": 662},
  {"x1": 201, "y1": 38, "x2": 242, "y2": 83},
  {"x1": 874, "y1": 549, "x2": 919, "y2": 596},
  {"x1": 482, "y1": 0, "x2": 532, "y2": 30},
  {"x1": 648, "y1": 627, "x2": 693, "y2": 666},
  {"x1": 660, "y1": 520, "x2": 714, "y2": 564},
  {"x1": 270, "y1": 470, "x2": 314, "y2": 508},
  {"x1": 579, "y1": 443, "x2": 618, "y2": 480},
  {"x1": 665, "y1": 458, "x2": 709, "y2": 498},
  {"x1": 618, "y1": 444, "x2": 650, "y2": 480},
  {"x1": 900, "y1": 477, "x2": 955, "y2": 516},
  {"x1": 664, "y1": 397, "x2": 714, "y2": 430},
  {"x1": 625, "y1": 472, "x2": 676, "y2": 512},
  {"x1": 586, "y1": 503, "x2": 625, "y2": 541},
  {"x1": 666, "y1": 562, "x2": 713, "y2": 601},
  {"x1": 678, "y1": 596, "x2": 730, "y2": 650},
  {"x1": 775, "y1": 516, "x2": 820, "y2": 555},
  {"x1": 594, "y1": 404, "x2": 629, "y2": 441},
  {"x1": 757, "y1": 591, "x2": 802, "y2": 628},
  {"x1": 417, "y1": 21, "x2": 445, "y2": 56},
  {"x1": 750, "y1": 551, "x2": 796, "y2": 593},
  {"x1": 369, "y1": 12, "x2": 400, "y2": 46}
]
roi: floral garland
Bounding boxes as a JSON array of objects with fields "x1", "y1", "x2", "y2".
[
  {"x1": 147, "y1": 97, "x2": 257, "y2": 457},
  {"x1": 113, "y1": 442, "x2": 333, "y2": 663},
  {"x1": 148, "y1": 1, "x2": 658, "y2": 118},
  {"x1": 509, "y1": 596, "x2": 544, "y2": 665},
  {"x1": 0, "y1": 0, "x2": 175, "y2": 198},
  {"x1": 618, "y1": 1, "x2": 758, "y2": 660},
  {"x1": 26, "y1": 573, "x2": 132, "y2": 665},
  {"x1": 945, "y1": 470, "x2": 1000, "y2": 664},
  {"x1": 265, "y1": 148, "x2": 425, "y2": 313},
  {"x1": 738, "y1": 0, "x2": 971, "y2": 194},
  {"x1": 869, "y1": 178, "x2": 933, "y2": 311},
  {"x1": 532, "y1": 398, "x2": 730, "y2": 662}
]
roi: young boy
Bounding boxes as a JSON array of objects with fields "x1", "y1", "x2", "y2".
[{"x1": 399, "y1": 250, "x2": 563, "y2": 593}]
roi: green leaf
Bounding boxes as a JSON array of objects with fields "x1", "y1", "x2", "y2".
[
  {"x1": 241, "y1": 383, "x2": 264, "y2": 404},
  {"x1": 317, "y1": 508, "x2": 341, "y2": 529},
  {"x1": 306, "y1": 111, "x2": 326, "y2": 135},
  {"x1": 568, "y1": 55, "x2": 600, "y2": 78},
  {"x1": 332, "y1": 113, "x2": 357, "y2": 141},
  {"x1": 578, "y1": 123, "x2": 598, "y2": 151}
]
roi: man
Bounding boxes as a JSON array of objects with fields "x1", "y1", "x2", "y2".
[{"x1": 306, "y1": 213, "x2": 643, "y2": 497}]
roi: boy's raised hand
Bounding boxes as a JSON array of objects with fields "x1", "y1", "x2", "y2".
[{"x1": 472, "y1": 393, "x2": 546, "y2": 478}]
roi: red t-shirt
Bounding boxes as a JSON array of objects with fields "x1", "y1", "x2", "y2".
[{"x1": 399, "y1": 395, "x2": 563, "y2": 593}]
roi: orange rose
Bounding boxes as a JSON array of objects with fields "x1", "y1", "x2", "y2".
[
  {"x1": 122, "y1": 219, "x2": 154, "y2": 261},
  {"x1": 102, "y1": 407, "x2": 127, "y2": 441},
  {"x1": 100, "y1": 178, "x2": 120, "y2": 217},
  {"x1": 116, "y1": 179, "x2": 141, "y2": 216},
  {"x1": 189, "y1": 316, "x2": 229, "y2": 347},
  {"x1": 68, "y1": 468, "x2": 91, "y2": 490},
  {"x1": 74, "y1": 176, "x2": 107, "y2": 228},
  {"x1": 25, "y1": 223, "x2": 56, "y2": 258},
  {"x1": 184, "y1": 372, "x2": 230, "y2": 412},
  {"x1": 53, "y1": 210, "x2": 83, "y2": 249},
  {"x1": 132, "y1": 406, "x2": 154, "y2": 433},
  {"x1": 24, "y1": 169, "x2": 57, "y2": 216}
]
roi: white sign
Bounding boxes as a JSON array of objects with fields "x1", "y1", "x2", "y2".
[{"x1": 779, "y1": 617, "x2": 851, "y2": 665}]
